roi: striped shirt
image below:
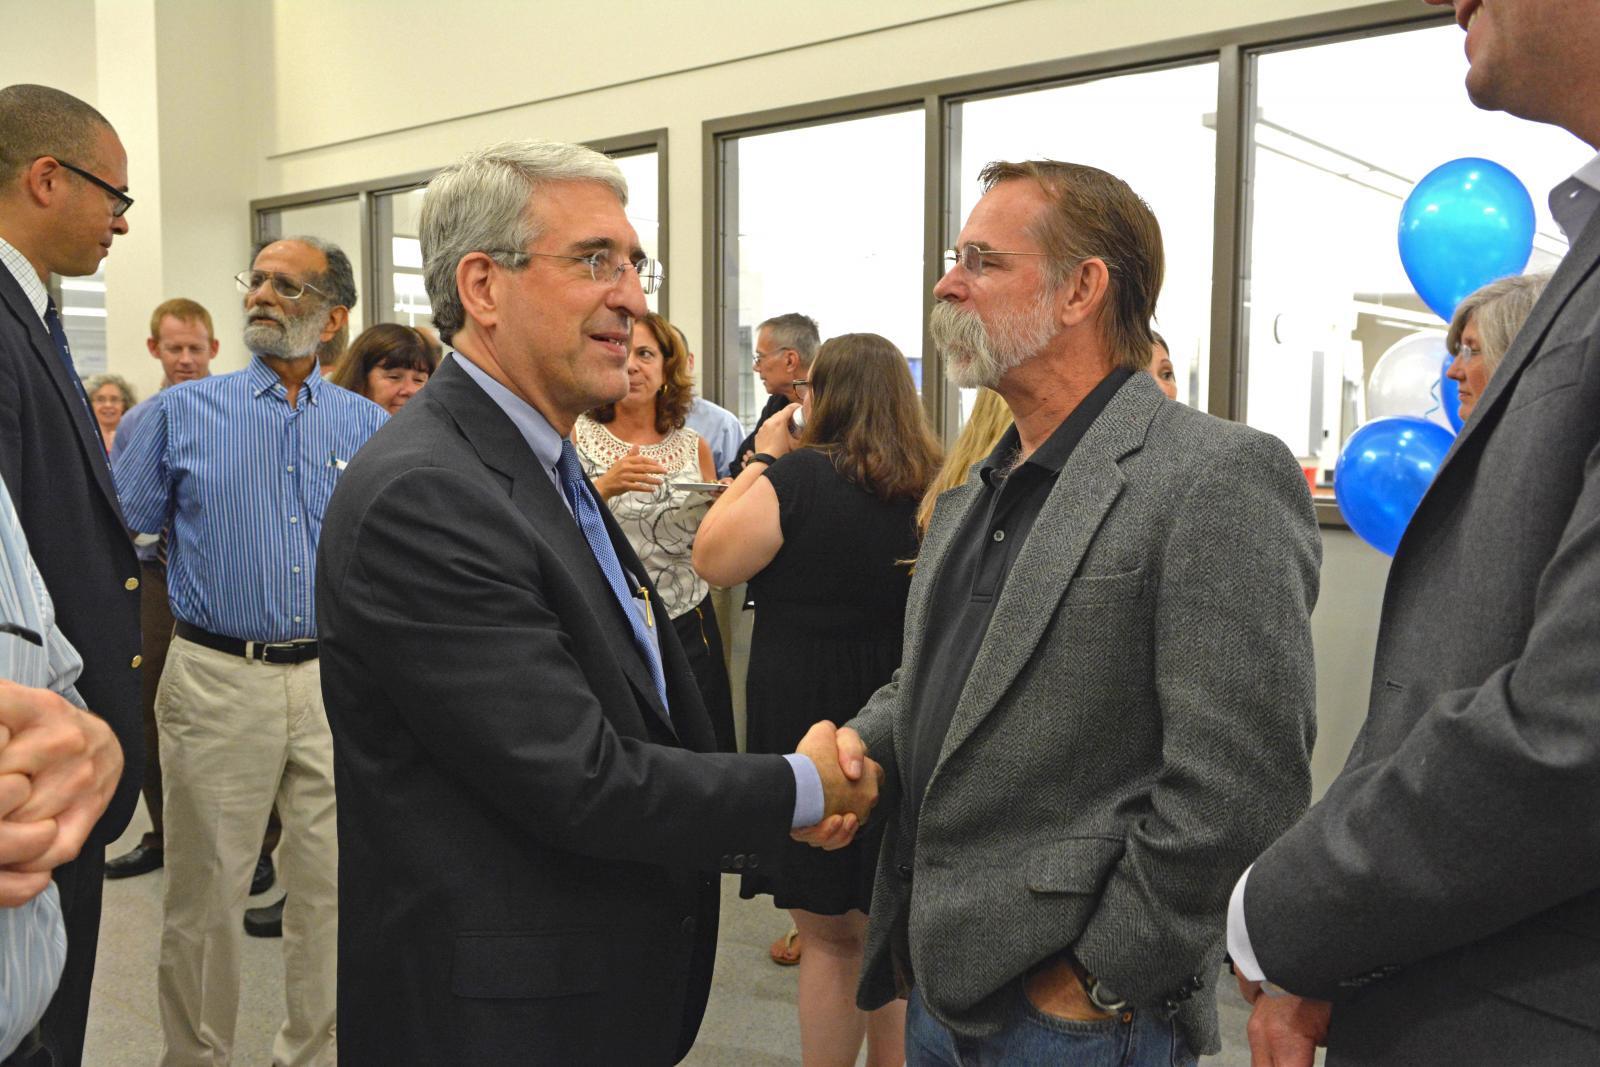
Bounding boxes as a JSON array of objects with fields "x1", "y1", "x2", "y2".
[
  {"x1": 0, "y1": 474, "x2": 74, "y2": 1060},
  {"x1": 114, "y1": 357, "x2": 387, "y2": 642}
]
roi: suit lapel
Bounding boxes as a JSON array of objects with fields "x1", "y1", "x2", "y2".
[
  {"x1": 934, "y1": 377, "x2": 1156, "y2": 768},
  {"x1": 0, "y1": 268, "x2": 125, "y2": 523},
  {"x1": 1395, "y1": 207, "x2": 1600, "y2": 557},
  {"x1": 429, "y1": 360, "x2": 677, "y2": 738}
]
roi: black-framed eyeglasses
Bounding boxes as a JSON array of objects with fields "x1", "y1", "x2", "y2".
[
  {"x1": 52, "y1": 159, "x2": 134, "y2": 218},
  {"x1": 942, "y1": 244, "x2": 1051, "y2": 277},
  {"x1": 791, "y1": 379, "x2": 811, "y2": 398},
  {"x1": 234, "y1": 270, "x2": 329, "y2": 301},
  {"x1": 486, "y1": 248, "x2": 664, "y2": 295}
]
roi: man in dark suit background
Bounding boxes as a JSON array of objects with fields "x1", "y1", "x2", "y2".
[
  {"x1": 1231, "y1": 3, "x2": 1600, "y2": 1064},
  {"x1": 316, "y1": 139, "x2": 879, "y2": 1065},
  {"x1": 0, "y1": 83, "x2": 142, "y2": 1067}
]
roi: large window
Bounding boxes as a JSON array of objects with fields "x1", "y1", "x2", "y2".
[
  {"x1": 717, "y1": 109, "x2": 926, "y2": 427},
  {"x1": 950, "y1": 61, "x2": 1220, "y2": 423},
  {"x1": 1242, "y1": 24, "x2": 1590, "y2": 493},
  {"x1": 613, "y1": 148, "x2": 662, "y2": 316}
]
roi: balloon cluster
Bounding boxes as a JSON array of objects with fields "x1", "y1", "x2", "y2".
[{"x1": 1334, "y1": 158, "x2": 1534, "y2": 555}]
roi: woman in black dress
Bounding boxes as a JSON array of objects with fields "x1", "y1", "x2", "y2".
[{"x1": 695, "y1": 333, "x2": 941, "y2": 1067}]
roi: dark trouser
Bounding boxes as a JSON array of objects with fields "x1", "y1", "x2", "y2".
[
  {"x1": 5, "y1": 846, "x2": 109, "y2": 1067},
  {"x1": 136, "y1": 562, "x2": 281, "y2": 858},
  {"x1": 673, "y1": 594, "x2": 736, "y2": 753}
]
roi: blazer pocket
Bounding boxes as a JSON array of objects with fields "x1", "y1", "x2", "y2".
[
  {"x1": 1024, "y1": 835, "x2": 1127, "y2": 895},
  {"x1": 452, "y1": 929, "x2": 606, "y2": 1000},
  {"x1": 1062, "y1": 568, "x2": 1144, "y2": 608}
]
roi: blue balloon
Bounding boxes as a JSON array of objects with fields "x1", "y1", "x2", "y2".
[
  {"x1": 1335, "y1": 417, "x2": 1456, "y2": 556},
  {"x1": 1439, "y1": 356, "x2": 1464, "y2": 431},
  {"x1": 1398, "y1": 158, "x2": 1535, "y2": 322}
]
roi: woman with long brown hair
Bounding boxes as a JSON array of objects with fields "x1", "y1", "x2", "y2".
[
  {"x1": 694, "y1": 332, "x2": 940, "y2": 1067},
  {"x1": 573, "y1": 311, "x2": 735, "y2": 753}
]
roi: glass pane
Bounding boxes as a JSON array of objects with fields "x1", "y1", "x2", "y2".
[
  {"x1": 375, "y1": 186, "x2": 431, "y2": 329},
  {"x1": 256, "y1": 197, "x2": 366, "y2": 338},
  {"x1": 612, "y1": 149, "x2": 661, "y2": 315},
  {"x1": 952, "y1": 62, "x2": 1220, "y2": 425},
  {"x1": 721, "y1": 110, "x2": 925, "y2": 427},
  {"x1": 1244, "y1": 25, "x2": 1590, "y2": 496},
  {"x1": 58, "y1": 268, "x2": 107, "y2": 375}
]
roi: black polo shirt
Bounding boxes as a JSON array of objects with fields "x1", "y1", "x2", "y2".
[{"x1": 902, "y1": 367, "x2": 1133, "y2": 823}]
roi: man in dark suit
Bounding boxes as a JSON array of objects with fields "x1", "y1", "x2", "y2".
[
  {"x1": 729, "y1": 312, "x2": 818, "y2": 475},
  {"x1": 806, "y1": 161, "x2": 1321, "y2": 1065},
  {"x1": 0, "y1": 84, "x2": 142, "y2": 1067},
  {"x1": 1231, "y1": 4, "x2": 1600, "y2": 1064},
  {"x1": 317, "y1": 140, "x2": 879, "y2": 1065}
]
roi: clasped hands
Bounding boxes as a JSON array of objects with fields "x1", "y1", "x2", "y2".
[
  {"x1": 790, "y1": 721, "x2": 880, "y2": 850},
  {"x1": 1235, "y1": 972, "x2": 1331, "y2": 1067},
  {"x1": 0, "y1": 679, "x2": 123, "y2": 907}
]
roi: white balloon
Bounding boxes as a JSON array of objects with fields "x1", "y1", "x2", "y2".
[{"x1": 1366, "y1": 332, "x2": 1454, "y2": 431}]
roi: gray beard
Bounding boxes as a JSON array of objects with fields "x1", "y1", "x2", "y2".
[
  {"x1": 244, "y1": 308, "x2": 325, "y2": 360},
  {"x1": 932, "y1": 293, "x2": 1055, "y2": 390}
]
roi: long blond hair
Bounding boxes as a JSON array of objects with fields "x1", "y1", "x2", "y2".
[{"x1": 916, "y1": 388, "x2": 1012, "y2": 534}]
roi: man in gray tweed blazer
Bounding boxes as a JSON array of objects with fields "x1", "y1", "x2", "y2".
[
  {"x1": 799, "y1": 160, "x2": 1321, "y2": 1064},
  {"x1": 1230, "y1": 4, "x2": 1600, "y2": 1065}
]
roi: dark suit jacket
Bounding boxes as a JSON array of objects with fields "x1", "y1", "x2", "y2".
[
  {"x1": 317, "y1": 356, "x2": 797, "y2": 1066},
  {"x1": 0, "y1": 260, "x2": 141, "y2": 841},
  {"x1": 727, "y1": 391, "x2": 787, "y2": 476},
  {"x1": 848, "y1": 373, "x2": 1321, "y2": 1055},
  {"x1": 1245, "y1": 207, "x2": 1600, "y2": 1065}
]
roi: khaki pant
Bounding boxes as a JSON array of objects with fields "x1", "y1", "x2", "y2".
[{"x1": 155, "y1": 636, "x2": 337, "y2": 1067}]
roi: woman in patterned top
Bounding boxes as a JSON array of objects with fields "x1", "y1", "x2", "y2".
[{"x1": 573, "y1": 312, "x2": 735, "y2": 752}]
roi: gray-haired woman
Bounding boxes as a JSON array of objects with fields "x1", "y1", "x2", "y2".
[
  {"x1": 1445, "y1": 272, "x2": 1552, "y2": 421},
  {"x1": 84, "y1": 372, "x2": 138, "y2": 454}
]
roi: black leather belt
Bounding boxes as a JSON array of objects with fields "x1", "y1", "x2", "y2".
[{"x1": 175, "y1": 621, "x2": 319, "y2": 664}]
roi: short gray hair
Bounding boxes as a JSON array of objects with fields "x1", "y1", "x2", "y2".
[
  {"x1": 0, "y1": 84, "x2": 113, "y2": 189},
  {"x1": 758, "y1": 312, "x2": 821, "y2": 368},
  {"x1": 254, "y1": 234, "x2": 358, "y2": 312},
  {"x1": 84, "y1": 372, "x2": 136, "y2": 410},
  {"x1": 1446, "y1": 272, "x2": 1552, "y2": 373},
  {"x1": 420, "y1": 140, "x2": 628, "y2": 345}
]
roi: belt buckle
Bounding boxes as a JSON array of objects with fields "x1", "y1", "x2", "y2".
[{"x1": 260, "y1": 641, "x2": 305, "y2": 665}]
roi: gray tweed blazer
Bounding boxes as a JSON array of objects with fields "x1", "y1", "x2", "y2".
[
  {"x1": 848, "y1": 371, "x2": 1320, "y2": 1055},
  {"x1": 1245, "y1": 206, "x2": 1600, "y2": 1065}
]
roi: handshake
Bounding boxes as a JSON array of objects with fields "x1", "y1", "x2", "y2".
[
  {"x1": 791, "y1": 720, "x2": 881, "y2": 851},
  {"x1": 0, "y1": 679, "x2": 123, "y2": 907}
]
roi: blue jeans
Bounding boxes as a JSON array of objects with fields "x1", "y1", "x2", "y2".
[{"x1": 906, "y1": 984, "x2": 1197, "y2": 1067}]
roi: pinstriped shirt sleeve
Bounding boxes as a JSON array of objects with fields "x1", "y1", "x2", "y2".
[{"x1": 0, "y1": 475, "x2": 77, "y2": 1055}]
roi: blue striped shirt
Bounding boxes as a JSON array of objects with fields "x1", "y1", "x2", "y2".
[
  {"x1": 0, "y1": 474, "x2": 73, "y2": 1060},
  {"x1": 114, "y1": 358, "x2": 387, "y2": 642}
]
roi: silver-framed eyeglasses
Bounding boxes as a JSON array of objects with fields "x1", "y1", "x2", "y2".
[
  {"x1": 943, "y1": 244, "x2": 1052, "y2": 277},
  {"x1": 488, "y1": 248, "x2": 664, "y2": 295},
  {"x1": 1456, "y1": 343, "x2": 1484, "y2": 361},
  {"x1": 234, "y1": 270, "x2": 328, "y2": 301}
]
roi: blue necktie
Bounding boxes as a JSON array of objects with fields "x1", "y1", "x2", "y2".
[
  {"x1": 43, "y1": 298, "x2": 100, "y2": 439},
  {"x1": 555, "y1": 439, "x2": 670, "y2": 714}
]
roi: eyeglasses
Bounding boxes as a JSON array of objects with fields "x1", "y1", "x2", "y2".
[
  {"x1": 791, "y1": 379, "x2": 811, "y2": 398},
  {"x1": 234, "y1": 270, "x2": 329, "y2": 301},
  {"x1": 52, "y1": 159, "x2": 134, "y2": 218},
  {"x1": 487, "y1": 248, "x2": 664, "y2": 295},
  {"x1": 752, "y1": 347, "x2": 792, "y2": 368},
  {"x1": 1456, "y1": 344, "x2": 1484, "y2": 361},
  {"x1": 942, "y1": 244, "x2": 1051, "y2": 277}
]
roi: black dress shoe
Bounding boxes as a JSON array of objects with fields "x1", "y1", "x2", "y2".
[
  {"x1": 105, "y1": 843, "x2": 164, "y2": 879},
  {"x1": 250, "y1": 855, "x2": 275, "y2": 896},
  {"x1": 244, "y1": 895, "x2": 284, "y2": 938}
]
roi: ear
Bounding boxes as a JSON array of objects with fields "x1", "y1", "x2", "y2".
[
  {"x1": 456, "y1": 252, "x2": 501, "y2": 332},
  {"x1": 207, "y1": 338, "x2": 220, "y2": 359},
  {"x1": 146, "y1": 337, "x2": 160, "y2": 359},
  {"x1": 318, "y1": 304, "x2": 350, "y2": 344},
  {"x1": 1055, "y1": 257, "x2": 1112, "y2": 330},
  {"x1": 19, "y1": 157, "x2": 66, "y2": 209}
]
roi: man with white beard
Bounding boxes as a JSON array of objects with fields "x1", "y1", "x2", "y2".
[
  {"x1": 797, "y1": 161, "x2": 1321, "y2": 1065},
  {"x1": 113, "y1": 237, "x2": 386, "y2": 1067}
]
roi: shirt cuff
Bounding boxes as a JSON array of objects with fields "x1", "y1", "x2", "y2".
[
  {"x1": 784, "y1": 753, "x2": 824, "y2": 830},
  {"x1": 1227, "y1": 864, "x2": 1266, "y2": 983}
]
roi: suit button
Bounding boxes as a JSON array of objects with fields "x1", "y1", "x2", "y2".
[
  {"x1": 680, "y1": 916, "x2": 695, "y2": 934},
  {"x1": 131, "y1": 654, "x2": 143, "y2": 669},
  {"x1": 732, "y1": 854, "x2": 746, "y2": 870},
  {"x1": 747, "y1": 854, "x2": 760, "y2": 870},
  {"x1": 124, "y1": 576, "x2": 139, "y2": 591},
  {"x1": 896, "y1": 864, "x2": 912, "y2": 880}
]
